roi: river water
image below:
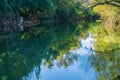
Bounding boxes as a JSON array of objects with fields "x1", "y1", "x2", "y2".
[{"x1": 0, "y1": 22, "x2": 120, "y2": 80}]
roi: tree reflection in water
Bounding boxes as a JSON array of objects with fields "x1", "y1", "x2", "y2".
[
  {"x1": 0, "y1": 22, "x2": 91, "y2": 80},
  {"x1": 0, "y1": 22, "x2": 120, "y2": 80}
]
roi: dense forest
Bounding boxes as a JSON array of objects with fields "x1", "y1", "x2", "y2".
[
  {"x1": 0, "y1": 0, "x2": 119, "y2": 30},
  {"x1": 0, "y1": 0, "x2": 99, "y2": 22},
  {"x1": 0, "y1": 0, "x2": 119, "y2": 19}
]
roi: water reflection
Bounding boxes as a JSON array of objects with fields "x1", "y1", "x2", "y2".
[
  {"x1": 0, "y1": 22, "x2": 86, "y2": 80},
  {"x1": 0, "y1": 22, "x2": 120, "y2": 80},
  {"x1": 93, "y1": 49, "x2": 120, "y2": 80},
  {"x1": 23, "y1": 34, "x2": 97, "y2": 80}
]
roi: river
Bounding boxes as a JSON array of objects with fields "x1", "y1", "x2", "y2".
[{"x1": 0, "y1": 22, "x2": 120, "y2": 80}]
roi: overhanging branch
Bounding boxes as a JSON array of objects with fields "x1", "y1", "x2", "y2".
[{"x1": 89, "y1": 0, "x2": 120, "y2": 9}]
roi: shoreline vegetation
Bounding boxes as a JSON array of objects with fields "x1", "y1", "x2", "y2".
[
  {"x1": 0, "y1": 0, "x2": 100, "y2": 34},
  {"x1": 0, "y1": 0, "x2": 119, "y2": 34},
  {"x1": 0, "y1": 15, "x2": 99, "y2": 34}
]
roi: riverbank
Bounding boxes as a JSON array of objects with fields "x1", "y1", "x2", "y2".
[{"x1": 0, "y1": 14, "x2": 100, "y2": 34}]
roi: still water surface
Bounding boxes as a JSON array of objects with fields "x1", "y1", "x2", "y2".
[
  {"x1": 0, "y1": 22, "x2": 120, "y2": 80},
  {"x1": 23, "y1": 34, "x2": 97, "y2": 80}
]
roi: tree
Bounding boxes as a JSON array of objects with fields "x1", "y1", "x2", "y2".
[
  {"x1": 54, "y1": 0, "x2": 78, "y2": 20},
  {"x1": 90, "y1": 0, "x2": 120, "y2": 9}
]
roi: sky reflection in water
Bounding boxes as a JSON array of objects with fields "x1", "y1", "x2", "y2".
[{"x1": 23, "y1": 34, "x2": 97, "y2": 80}]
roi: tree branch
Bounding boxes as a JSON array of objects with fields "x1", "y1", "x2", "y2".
[{"x1": 89, "y1": 0, "x2": 120, "y2": 9}]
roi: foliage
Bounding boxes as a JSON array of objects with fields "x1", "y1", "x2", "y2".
[
  {"x1": 93, "y1": 4, "x2": 120, "y2": 28},
  {"x1": 92, "y1": 49, "x2": 120, "y2": 80},
  {"x1": 94, "y1": 36, "x2": 120, "y2": 52},
  {"x1": 0, "y1": 0, "x2": 99, "y2": 20},
  {"x1": 91, "y1": 2, "x2": 120, "y2": 51},
  {"x1": 90, "y1": 0, "x2": 120, "y2": 8},
  {"x1": 54, "y1": 0, "x2": 78, "y2": 19},
  {"x1": 0, "y1": 0, "x2": 56, "y2": 19}
]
